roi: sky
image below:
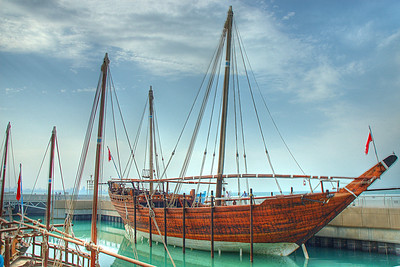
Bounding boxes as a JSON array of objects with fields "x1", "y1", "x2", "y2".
[{"x1": 1, "y1": 0, "x2": 399, "y2": 194}]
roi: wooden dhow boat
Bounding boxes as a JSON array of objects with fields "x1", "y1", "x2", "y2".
[{"x1": 106, "y1": 6, "x2": 398, "y2": 258}]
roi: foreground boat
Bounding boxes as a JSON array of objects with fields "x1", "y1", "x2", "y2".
[
  {"x1": 106, "y1": 6, "x2": 398, "y2": 257},
  {"x1": 108, "y1": 154, "x2": 397, "y2": 256}
]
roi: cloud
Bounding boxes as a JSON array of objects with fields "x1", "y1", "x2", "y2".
[
  {"x1": 282, "y1": 11, "x2": 295, "y2": 20},
  {"x1": 296, "y1": 63, "x2": 341, "y2": 102},
  {"x1": 5, "y1": 87, "x2": 24, "y2": 94},
  {"x1": 73, "y1": 87, "x2": 96, "y2": 93},
  {"x1": 0, "y1": 0, "x2": 229, "y2": 71}
]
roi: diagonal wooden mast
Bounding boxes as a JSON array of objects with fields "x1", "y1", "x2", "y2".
[
  {"x1": 90, "y1": 53, "x2": 109, "y2": 267},
  {"x1": 0, "y1": 122, "x2": 11, "y2": 217},
  {"x1": 216, "y1": 6, "x2": 233, "y2": 205}
]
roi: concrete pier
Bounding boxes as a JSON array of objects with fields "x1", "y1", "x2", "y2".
[{"x1": 309, "y1": 194, "x2": 400, "y2": 255}]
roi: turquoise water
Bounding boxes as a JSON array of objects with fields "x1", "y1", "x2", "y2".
[{"x1": 66, "y1": 220, "x2": 400, "y2": 267}]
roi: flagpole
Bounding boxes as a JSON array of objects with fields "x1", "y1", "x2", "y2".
[
  {"x1": 19, "y1": 163, "x2": 23, "y2": 223},
  {"x1": 369, "y1": 125, "x2": 380, "y2": 163},
  {"x1": 108, "y1": 146, "x2": 121, "y2": 178}
]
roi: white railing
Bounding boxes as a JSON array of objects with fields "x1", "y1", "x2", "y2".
[{"x1": 352, "y1": 194, "x2": 400, "y2": 208}]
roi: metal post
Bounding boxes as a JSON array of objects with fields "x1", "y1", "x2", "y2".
[
  {"x1": 183, "y1": 193, "x2": 186, "y2": 253},
  {"x1": 250, "y1": 188, "x2": 254, "y2": 262}
]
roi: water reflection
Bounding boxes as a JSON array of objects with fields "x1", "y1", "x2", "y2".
[{"x1": 71, "y1": 220, "x2": 399, "y2": 267}]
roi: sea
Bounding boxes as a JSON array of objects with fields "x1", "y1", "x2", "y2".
[{"x1": 54, "y1": 219, "x2": 399, "y2": 267}]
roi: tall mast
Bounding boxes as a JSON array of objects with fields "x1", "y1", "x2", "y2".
[
  {"x1": 216, "y1": 6, "x2": 233, "y2": 205},
  {"x1": 44, "y1": 126, "x2": 56, "y2": 267},
  {"x1": 90, "y1": 53, "x2": 109, "y2": 267},
  {"x1": 0, "y1": 122, "x2": 11, "y2": 217},
  {"x1": 149, "y1": 86, "x2": 154, "y2": 194}
]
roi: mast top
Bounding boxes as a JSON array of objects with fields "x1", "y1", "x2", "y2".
[
  {"x1": 224, "y1": 6, "x2": 233, "y2": 30},
  {"x1": 102, "y1": 53, "x2": 110, "y2": 72}
]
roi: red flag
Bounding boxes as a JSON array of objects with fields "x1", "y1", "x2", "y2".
[
  {"x1": 108, "y1": 147, "x2": 112, "y2": 162},
  {"x1": 16, "y1": 171, "x2": 22, "y2": 201},
  {"x1": 365, "y1": 132, "x2": 373, "y2": 155}
]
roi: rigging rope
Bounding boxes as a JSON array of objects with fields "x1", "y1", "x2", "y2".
[
  {"x1": 109, "y1": 72, "x2": 123, "y2": 178},
  {"x1": 67, "y1": 71, "x2": 102, "y2": 221},
  {"x1": 193, "y1": 41, "x2": 224, "y2": 206},
  {"x1": 123, "y1": 99, "x2": 147, "y2": 179},
  {"x1": 233, "y1": 19, "x2": 282, "y2": 194},
  {"x1": 173, "y1": 32, "x2": 226, "y2": 202},
  {"x1": 234, "y1": 19, "x2": 306, "y2": 177}
]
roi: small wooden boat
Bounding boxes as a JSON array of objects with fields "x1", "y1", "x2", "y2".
[{"x1": 106, "y1": 6, "x2": 398, "y2": 257}]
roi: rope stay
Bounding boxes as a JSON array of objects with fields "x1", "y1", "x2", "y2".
[
  {"x1": 234, "y1": 19, "x2": 307, "y2": 186},
  {"x1": 170, "y1": 30, "x2": 227, "y2": 204}
]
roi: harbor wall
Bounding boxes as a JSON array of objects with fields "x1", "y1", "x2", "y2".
[{"x1": 309, "y1": 195, "x2": 400, "y2": 255}]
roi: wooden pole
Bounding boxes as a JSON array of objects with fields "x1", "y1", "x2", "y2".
[
  {"x1": 134, "y1": 194, "x2": 137, "y2": 244},
  {"x1": 164, "y1": 193, "x2": 167, "y2": 246},
  {"x1": 182, "y1": 193, "x2": 186, "y2": 253},
  {"x1": 90, "y1": 53, "x2": 109, "y2": 267},
  {"x1": 4, "y1": 236, "x2": 10, "y2": 267},
  {"x1": 149, "y1": 196, "x2": 152, "y2": 247},
  {"x1": 0, "y1": 122, "x2": 11, "y2": 217},
  {"x1": 44, "y1": 126, "x2": 56, "y2": 267},
  {"x1": 149, "y1": 86, "x2": 154, "y2": 194},
  {"x1": 32, "y1": 236, "x2": 36, "y2": 257},
  {"x1": 216, "y1": 6, "x2": 233, "y2": 205},
  {"x1": 250, "y1": 188, "x2": 254, "y2": 262},
  {"x1": 210, "y1": 190, "x2": 214, "y2": 258}
]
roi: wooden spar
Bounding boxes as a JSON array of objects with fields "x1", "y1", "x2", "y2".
[
  {"x1": 0, "y1": 122, "x2": 11, "y2": 217},
  {"x1": 149, "y1": 195, "x2": 152, "y2": 247},
  {"x1": 182, "y1": 193, "x2": 186, "y2": 253},
  {"x1": 44, "y1": 126, "x2": 56, "y2": 267},
  {"x1": 210, "y1": 190, "x2": 214, "y2": 258},
  {"x1": 250, "y1": 188, "x2": 253, "y2": 262},
  {"x1": 110, "y1": 173, "x2": 366, "y2": 184},
  {"x1": 5, "y1": 236, "x2": 10, "y2": 267},
  {"x1": 216, "y1": 6, "x2": 233, "y2": 205},
  {"x1": 164, "y1": 193, "x2": 167, "y2": 246},
  {"x1": 134, "y1": 194, "x2": 137, "y2": 244},
  {"x1": 149, "y1": 86, "x2": 154, "y2": 194},
  {"x1": 90, "y1": 53, "x2": 109, "y2": 267}
]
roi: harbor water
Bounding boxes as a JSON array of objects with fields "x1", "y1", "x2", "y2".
[{"x1": 56, "y1": 219, "x2": 400, "y2": 267}]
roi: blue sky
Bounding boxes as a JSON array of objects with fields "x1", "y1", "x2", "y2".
[{"x1": 1, "y1": 0, "x2": 399, "y2": 193}]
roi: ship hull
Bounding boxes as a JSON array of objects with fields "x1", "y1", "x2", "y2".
[
  {"x1": 126, "y1": 224, "x2": 299, "y2": 256},
  {"x1": 109, "y1": 155, "x2": 397, "y2": 256}
]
